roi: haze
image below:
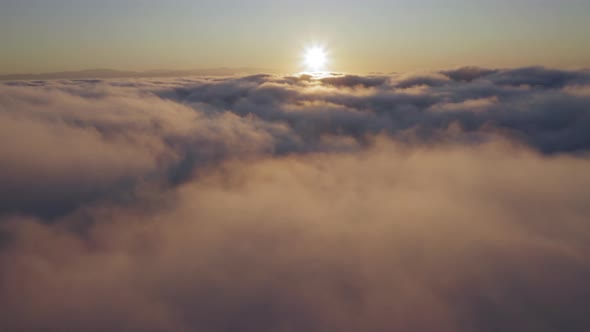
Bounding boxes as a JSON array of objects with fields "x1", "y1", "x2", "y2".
[{"x1": 2, "y1": 0, "x2": 590, "y2": 74}]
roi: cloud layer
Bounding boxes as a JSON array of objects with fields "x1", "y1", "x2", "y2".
[{"x1": 1, "y1": 67, "x2": 590, "y2": 331}]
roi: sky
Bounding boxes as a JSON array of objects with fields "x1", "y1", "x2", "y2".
[{"x1": 1, "y1": 0, "x2": 590, "y2": 74}]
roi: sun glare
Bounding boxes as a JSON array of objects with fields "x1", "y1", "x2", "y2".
[{"x1": 304, "y1": 46, "x2": 328, "y2": 72}]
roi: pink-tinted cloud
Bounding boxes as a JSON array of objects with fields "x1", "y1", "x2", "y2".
[{"x1": 1, "y1": 68, "x2": 590, "y2": 331}]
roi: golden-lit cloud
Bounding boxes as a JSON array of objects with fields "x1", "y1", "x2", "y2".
[{"x1": 1, "y1": 67, "x2": 590, "y2": 331}]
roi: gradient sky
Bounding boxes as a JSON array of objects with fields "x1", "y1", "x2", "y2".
[{"x1": 1, "y1": 0, "x2": 589, "y2": 74}]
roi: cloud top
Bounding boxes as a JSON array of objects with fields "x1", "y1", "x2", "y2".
[{"x1": 1, "y1": 67, "x2": 590, "y2": 331}]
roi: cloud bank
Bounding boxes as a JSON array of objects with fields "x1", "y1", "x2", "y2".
[{"x1": 1, "y1": 67, "x2": 590, "y2": 331}]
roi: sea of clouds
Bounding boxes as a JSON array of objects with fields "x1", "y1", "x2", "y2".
[{"x1": 1, "y1": 66, "x2": 590, "y2": 331}]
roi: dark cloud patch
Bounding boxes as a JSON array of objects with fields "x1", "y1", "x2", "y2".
[
  {"x1": 320, "y1": 74, "x2": 389, "y2": 88},
  {"x1": 393, "y1": 73, "x2": 450, "y2": 88},
  {"x1": 441, "y1": 66, "x2": 499, "y2": 82},
  {"x1": 441, "y1": 66, "x2": 590, "y2": 88},
  {"x1": 1, "y1": 68, "x2": 590, "y2": 331},
  {"x1": 489, "y1": 66, "x2": 590, "y2": 88}
]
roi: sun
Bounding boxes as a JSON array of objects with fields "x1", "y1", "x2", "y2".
[{"x1": 304, "y1": 46, "x2": 328, "y2": 72}]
